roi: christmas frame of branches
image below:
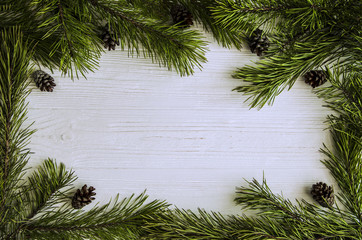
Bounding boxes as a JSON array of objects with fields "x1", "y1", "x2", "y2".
[{"x1": 1, "y1": 0, "x2": 361, "y2": 239}]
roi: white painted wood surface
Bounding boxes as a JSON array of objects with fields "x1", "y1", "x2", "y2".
[{"x1": 26, "y1": 29, "x2": 334, "y2": 214}]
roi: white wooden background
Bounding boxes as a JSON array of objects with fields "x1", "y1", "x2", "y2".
[{"x1": 26, "y1": 29, "x2": 334, "y2": 215}]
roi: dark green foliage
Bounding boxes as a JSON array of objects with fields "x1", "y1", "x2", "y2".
[
  {"x1": 0, "y1": 27, "x2": 35, "y2": 239},
  {"x1": 126, "y1": 0, "x2": 246, "y2": 50},
  {"x1": 1, "y1": 0, "x2": 210, "y2": 78},
  {"x1": 0, "y1": 0, "x2": 248, "y2": 78},
  {"x1": 317, "y1": 68, "x2": 362, "y2": 221},
  {"x1": 0, "y1": 27, "x2": 168, "y2": 240},
  {"x1": 213, "y1": 0, "x2": 361, "y2": 108},
  {"x1": 23, "y1": 191, "x2": 168, "y2": 240},
  {"x1": 1, "y1": 1, "x2": 362, "y2": 239}
]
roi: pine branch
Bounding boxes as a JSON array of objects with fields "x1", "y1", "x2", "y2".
[
  {"x1": 173, "y1": 0, "x2": 245, "y2": 50},
  {"x1": 143, "y1": 208, "x2": 246, "y2": 239},
  {"x1": 22, "y1": 159, "x2": 76, "y2": 221},
  {"x1": 213, "y1": 0, "x2": 288, "y2": 33},
  {"x1": 316, "y1": 67, "x2": 362, "y2": 140},
  {"x1": 88, "y1": 0, "x2": 208, "y2": 76},
  {"x1": 212, "y1": 0, "x2": 361, "y2": 109},
  {"x1": 143, "y1": 204, "x2": 359, "y2": 239},
  {"x1": 3, "y1": 0, "x2": 208, "y2": 78},
  {"x1": 34, "y1": 0, "x2": 102, "y2": 78},
  {"x1": 232, "y1": 31, "x2": 342, "y2": 108},
  {"x1": 320, "y1": 121, "x2": 362, "y2": 222},
  {"x1": 24, "y1": 192, "x2": 168, "y2": 240},
  {"x1": 235, "y1": 177, "x2": 303, "y2": 221},
  {"x1": 2, "y1": 159, "x2": 75, "y2": 240},
  {"x1": 0, "y1": 27, "x2": 34, "y2": 238},
  {"x1": 143, "y1": 175, "x2": 360, "y2": 239},
  {"x1": 234, "y1": 178, "x2": 360, "y2": 239},
  {"x1": 213, "y1": 0, "x2": 356, "y2": 34}
]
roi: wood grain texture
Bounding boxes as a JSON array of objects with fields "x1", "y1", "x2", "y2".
[{"x1": 26, "y1": 30, "x2": 334, "y2": 214}]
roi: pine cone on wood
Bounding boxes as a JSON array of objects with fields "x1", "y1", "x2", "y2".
[
  {"x1": 311, "y1": 182, "x2": 334, "y2": 207},
  {"x1": 248, "y1": 29, "x2": 270, "y2": 56},
  {"x1": 31, "y1": 70, "x2": 56, "y2": 92},
  {"x1": 71, "y1": 184, "x2": 96, "y2": 209},
  {"x1": 304, "y1": 70, "x2": 328, "y2": 88},
  {"x1": 170, "y1": 4, "x2": 193, "y2": 28}
]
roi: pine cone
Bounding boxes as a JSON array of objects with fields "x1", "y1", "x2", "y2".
[
  {"x1": 311, "y1": 182, "x2": 334, "y2": 207},
  {"x1": 71, "y1": 184, "x2": 96, "y2": 209},
  {"x1": 31, "y1": 70, "x2": 56, "y2": 92},
  {"x1": 101, "y1": 24, "x2": 120, "y2": 51},
  {"x1": 248, "y1": 29, "x2": 270, "y2": 56},
  {"x1": 304, "y1": 70, "x2": 328, "y2": 88},
  {"x1": 170, "y1": 4, "x2": 193, "y2": 28}
]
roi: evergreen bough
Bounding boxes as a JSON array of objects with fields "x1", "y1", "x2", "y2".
[
  {"x1": 213, "y1": 0, "x2": 361, "y2": 108},
  {"x1": 1, "y1": 0, "x2": 361, "y2": 239}
]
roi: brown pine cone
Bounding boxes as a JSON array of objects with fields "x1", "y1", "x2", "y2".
[
  {"x1": 304, "y1": 70, "x2": 328, "y2": 88},
  {"x1": 248, "y1": 29, "x2": 270, "y2": 56},
  {"x1": 71, "y1": 184, "x2": 96, "y2": 209},
  {"x1": 311, "y1": 182, "x2": 334, "y2": 207},
  {"x1": 31, "y1": 70, "x2": 56, "y2": 92},
  {"x1": 170, "y1": 4, "x2": 193, "y2": 28}
]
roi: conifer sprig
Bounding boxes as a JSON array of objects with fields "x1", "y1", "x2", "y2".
[
  {"x1": 24, "y1": 192, "x2": 168, "y2": 240},
  {"x1": 232, "y1": 32, "x2": 342, "y2": 108},
  {"x1": 126, "y1": 0, "x2": 246, "y2": 50},
  {"x1": 176, "y1": 0, "x2": 245, "y2": 50},
  {"x1": 2, "y1": 0, "x2": 209, "y2": 78},
  {"x1": 317, "y1": 68, "x2": 362, "y2": 139},
  {"x1": 88, "y1": 0, "x2": 208, "y2": 76},
  {"x1": 317, "y1": 68, "x2": 362, "y2": 221},
  {"x1": 0, "y1": 27, "x2": 35, "y2": 238},
  {"x1": 0, "y1": 27, "x2": 168, "y2": 240},
  {"x1": 213, "y1": 0, "x2": 361, "y2": 109}
]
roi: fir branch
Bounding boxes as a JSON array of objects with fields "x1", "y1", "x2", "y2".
[
  {"x1": 57, "y1": 0, "x2": 74, "y2": 58},
  {"x1": 24, "y1": 192, "x2": 168, "y2": 240},
  {"x1": 213, "y1": 0, "x2": 290, "y2": 34},
  {"x1": 212, "y1": 0, "x2": 361, "y2": 109},
  {"x1": 175, "y1": 0, "x2": 245, "y2": 50},
  {"x1": 0, "y1": 27, "x2": 34, "y2": 238},
  {"x1": 234, "y1": 178, "x2": 360, "y2": 239},
  {"x1": 3, "y1": 0, "x2": 208, "y2": 78},
  {"x1": 320, "y1": 120, "x2": 362, "y2": 222},
  {"x1": 235, "y1": 177, "x2": 302, "y2": 221},
  {"x1": 88, "y1": 0, "x2": 208, "y2": 76},
  {"x1": 213, "y1": 0, "x2": 349, "y2": 34},
  {"x1": 126, "y1": 0, "x2": 245, "y2": 50},
  {"x1": 143, "y1": 204, "x2": 359, "y2": 239},
  {"x1": 34, "y1": 0, "x2": 102, "y2": 78},
  {"x1": 232, "y1": 31, "x2": 342, "y2": 108},
  {"x1": 22, "y1": 159, "x2": 76, "y2": 221},
  {"x1": 143, "y1": 208, "x2": 244, "y2": 239},
  {"x1": 316, "y1": 68, "x2": 362, "y2": 140}
]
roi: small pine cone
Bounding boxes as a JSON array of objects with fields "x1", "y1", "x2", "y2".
[
  {"x1": 101, "y1": 25, "x2": 120, "y2": 51},
  {"x1": 248, "y1": 29, "x2": 270, "y2": 56},
  {"x1": 71, "y1": 184, "x2": 96, "y2": 209},
  {"x1": 170, "y1": 4, "x2": 193, "y2": 28},
  {"x1": 31, "y1": 70, "x2": 56, "y2": 92},
  {"x1": 311, "y1": 182, "x2": 334, "y2": 207},
  {"x1": 304, "y1": 70, "x2": 328, "y2": 88}
]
